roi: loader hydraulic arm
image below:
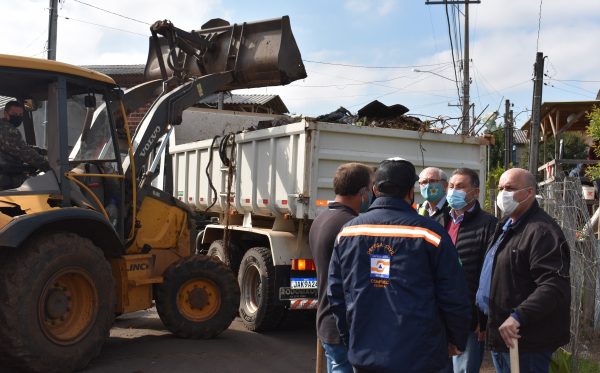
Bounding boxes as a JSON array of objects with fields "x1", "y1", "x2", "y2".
[{"x1": 124, "y1": 15, "x2": 306, "y2": 182}]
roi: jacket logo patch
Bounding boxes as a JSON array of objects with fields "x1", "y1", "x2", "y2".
[{"x1": 370, "y1": 255, "x2": 390, "y2": 278}]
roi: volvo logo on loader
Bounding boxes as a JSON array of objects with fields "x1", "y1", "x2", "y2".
[
  {"x1": 129, "y1": 263, "x2": 150, "y2": 271},
  {"x1": 139, "y1": 126, "x2": 162, "y2": 157}
]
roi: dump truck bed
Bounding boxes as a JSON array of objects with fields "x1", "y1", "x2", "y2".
[{"x1": 170, "y1": 118, "x2": 489, "y2": 219}]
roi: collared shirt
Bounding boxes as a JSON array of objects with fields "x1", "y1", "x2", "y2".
[
  {"x1": 423, "y1": 196, "x2": 447, "y2": 217},
  {"x1": 475, "y1": 218, "x2": 512, "y2": 315},
  {"x1": 449, "y1": 202, "x2": 476, "y2": 225}
]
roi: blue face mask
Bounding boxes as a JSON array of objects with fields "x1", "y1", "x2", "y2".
[
  {"x1": 420, "y1": 182, "x2": 444, "y2": 202},
  {"x1": 360, "y1": 190, "x2": 373, "y2": 213},
  {"x1": 446, "y1": 188, "x2": 468, "y2": 210}
]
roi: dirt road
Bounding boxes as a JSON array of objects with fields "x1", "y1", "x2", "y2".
[
  {"x1": 83, "y1": 308, "x2": 497, "y2": 373},
  {"x1": 84, "y1": 309, "x2": 317, "y2": 373}
]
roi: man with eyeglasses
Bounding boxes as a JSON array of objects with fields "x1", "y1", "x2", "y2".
[
  {"x1": 476, "y1": 168, "x2": 570, "y2": 373},
  {"x1": 417, "y1": 167, "x2": 451, "y2": 226}
]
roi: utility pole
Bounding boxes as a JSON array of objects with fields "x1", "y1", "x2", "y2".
[
  {"x1": 509, "y1": 109, "x2": 514, "y2": 165},
  {"x1": 504, "y1": 99, "x2": 511, "y2": 168},
  {"x1": 461, "y1": 1, "x2": 470, "y2": 135},
  {"x1": 425, "y1": 1, "x2": 480, "y2": 135},
  {"x1": 528, "y1": 52, "x2": 544, "y2": 175},
  {"x1": 47, "y1": 0, "x2": 59, "y2": 60}
]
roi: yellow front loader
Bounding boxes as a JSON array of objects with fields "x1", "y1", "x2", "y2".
[{"x1": 0, "y1": 16, "x2": 305, "y2": 372}]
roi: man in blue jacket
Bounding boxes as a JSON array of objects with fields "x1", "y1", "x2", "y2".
[{"x1": 328, "y1": 158, "x2": 471, "y2": 373}]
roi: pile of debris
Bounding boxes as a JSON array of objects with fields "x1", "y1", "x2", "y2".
[
  {"x1": 317, "y1": 100, "x2": 436, "y2": 132},
  {"x1": 248, "y1": 100, "x2": 440, "y2": 133}
]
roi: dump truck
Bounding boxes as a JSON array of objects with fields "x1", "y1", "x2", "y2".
[
  {"x1": 161, "y1": 118, "x2": 490, "y2": 331},
  {"x1": 0, "y1": 15, "x2": 305, "y2": 372}
]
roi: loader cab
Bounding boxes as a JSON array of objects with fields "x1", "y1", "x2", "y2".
[{"x1": 0, "y1": 54, "x2": 130, "y2": 241}]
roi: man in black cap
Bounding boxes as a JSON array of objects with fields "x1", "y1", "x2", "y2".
[{"x1": 327, "y1": 158, "x2": 471, "y2": 373}]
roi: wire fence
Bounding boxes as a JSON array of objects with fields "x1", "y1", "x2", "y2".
[{"x1": 537, "y1": 176, "x2": 600, "y2": 372}]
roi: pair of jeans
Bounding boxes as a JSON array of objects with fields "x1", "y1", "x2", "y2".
[
  {"x1": 322, "y1": 342, "x2": 352, "y2": 373},
  {"x1": 491, "y1": 350, "x2": 552, "y2": 373}
]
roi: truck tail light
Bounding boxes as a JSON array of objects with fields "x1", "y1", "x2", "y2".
[{"x1": 292, "y1": 259, "x2": 316, "y2": 271}]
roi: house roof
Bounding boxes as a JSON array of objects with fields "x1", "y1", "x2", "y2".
[
  {"x1": 82, "y1": 64, "x2": 145, "y2": 88},
  {"x1": 521, "y1": 100, "x2": 600, "y2": 137},
  {"x1": 513, "y1": 128, "x2": 528, "y2": 144},
  {"x1": 196, "y1": 93, "x2": 289, "y2": 114},
  {"x1": 0, "y1": 96, "x2": 13, "y2": 109}
]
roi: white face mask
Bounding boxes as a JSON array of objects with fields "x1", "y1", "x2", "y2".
[{"x1": 496, "y1": 188, "x2": 529, "y2": 216}]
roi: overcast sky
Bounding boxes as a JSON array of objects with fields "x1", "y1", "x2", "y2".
[{"x1": 2, "y1": 0, "x2": 600, "y2": 132}]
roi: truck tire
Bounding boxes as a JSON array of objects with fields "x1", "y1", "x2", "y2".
[
  {"x1": 155, "y1": 255, "x2": 240, "y2": 339},
  {"x1": 207, "y1": 239, "x2": 241, "y2": 275},
  {"x1": 0, "y1": 232, "x2": 115, "y2": 373},
  {"x1": 238, "y1": 247, "x2": 285, "y2": 332}
]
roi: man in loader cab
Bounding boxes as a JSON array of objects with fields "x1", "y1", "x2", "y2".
[{"x1": 0, "y1": 100, "x2": 50, "y2": 189}]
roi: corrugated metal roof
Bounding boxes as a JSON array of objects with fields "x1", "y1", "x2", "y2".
[
  {"x1": 514, "y1": 129, "x2": 528, "y2": 144},
  {"x1": 197, "y1": 93, "x2": 289, "y2": 114},
  {"x1": 0, "y1": 96, "x2": 14, "y2": 109},
  {"x1": 198, "y1": 93, "x2": 274, "y2": 105},
  {"x1": 82, "y1": 65, "x2": 145, "y2": 76}
]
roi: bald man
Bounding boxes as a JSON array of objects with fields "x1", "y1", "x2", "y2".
[{"x1": 475, "y1": 168, "x2": 570, "y2": 373}]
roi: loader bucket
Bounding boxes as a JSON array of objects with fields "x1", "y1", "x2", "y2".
[{"x1": 144, "y1": 16, "x2": 307, "y2": 90}]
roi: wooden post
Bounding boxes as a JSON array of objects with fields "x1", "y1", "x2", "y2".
[
  {"x1": 315, "y1": 338, "x2": 326, "y2": 373},
  {"x1": 510, "y1": 339, "x2": 520, "y2": 373}
]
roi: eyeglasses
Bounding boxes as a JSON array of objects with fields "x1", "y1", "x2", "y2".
[{"x1": 418, "y1": 178, "x2": 442, "y2": 186}]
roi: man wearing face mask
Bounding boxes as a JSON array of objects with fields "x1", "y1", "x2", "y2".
[
  {"x1": 444, "y1": 168, "x2": 497, "y2": 373},
  {"x1": 476, "y1": 168, "x2": 570, "y2": 373},
  {"x1": 0, "y1": 101, "x2": 50, "y2": 189},
  {"x1": 417, "y1": 167, "x2": 450, "y2": 225},
  {"x1": 309, "y1": 162, "x2": 373, "y2": 373},
  {"x1": 328, "y1": 159, "x2": 471, "y2": 373}
]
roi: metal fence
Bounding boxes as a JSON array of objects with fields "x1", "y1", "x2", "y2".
[{"x1": 537, "y1": 177, "x2": 600, "y2": 372}]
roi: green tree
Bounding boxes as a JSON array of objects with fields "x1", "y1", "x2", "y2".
[
  {"x1": 585, "y1": 106, "x2": 600, "y2": 179},
  {"x1": 488, "y1": 127, "x2": 505, "y2": 169}
]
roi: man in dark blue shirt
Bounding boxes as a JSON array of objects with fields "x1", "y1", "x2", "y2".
[{"x1": 328, "y1": 159, "x2": 471, "y2": 373}]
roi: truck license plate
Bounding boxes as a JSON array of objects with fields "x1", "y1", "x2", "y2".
[
  {"x1": 279, "y1": 287, "x2": 318, "y2": 300},
  {"x1": 291, "y1": 277, "x2": 317, "y2": 289}
]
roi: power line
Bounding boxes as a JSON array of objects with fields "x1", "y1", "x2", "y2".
[
  {"x1": 59, "y1": 15, "x2": 147, "y2": 36},
  {"x1": 544, "y1": 82, "x2": 592, "y2": 99},
  {"x1": 19, "y1": 30, "x2": 47, "y2": 54},
  {"x1": 546, "y1": 77, "x2": 597, "y2": 95},
  {"x1": 536, "y1": 0, "x2": 543, "y2": 52},
  {"x1": 549, "y1": 78, "x2": 600, "y2": 83},
  {"x1": 301, "y1": 59, "x2": 452, "y2": 69},
  {"x1": 444, "y1": 2, "x2": 462, "y2": 101},
  {"x1": 290, "y1": 75, "x2": 407, "y2": 88},
  {"x1": 72, "y1": 0, "x2": 150, "y2": 25}
]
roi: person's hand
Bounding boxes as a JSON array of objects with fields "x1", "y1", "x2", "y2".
[
  {"x1": 475, "y1": 324, "x2": 486, "y2": 342},
  {"x1": 448, "y1": 343, "x2": 462, "y2": 356},
  {"x1": 498, "y1": 315, "x2": 520, "y2": 348}
]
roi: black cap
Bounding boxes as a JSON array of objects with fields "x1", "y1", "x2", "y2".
[{"x1": 374, "y1": 158, "x2": 418, "y2": 196}]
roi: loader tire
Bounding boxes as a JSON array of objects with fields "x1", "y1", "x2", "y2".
[
  {"x1": 207, "y1": 239, "x2": 241, "y2": 275},
  {"x1": 238, "y1": 247, "x2": 285, "y2": 332},
  {"x1": 155, "y1": 255, "x2": 240, "y2": 339},
  {"x1": 0, "y1": 232, "x2": 115, "y2": 373}
]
